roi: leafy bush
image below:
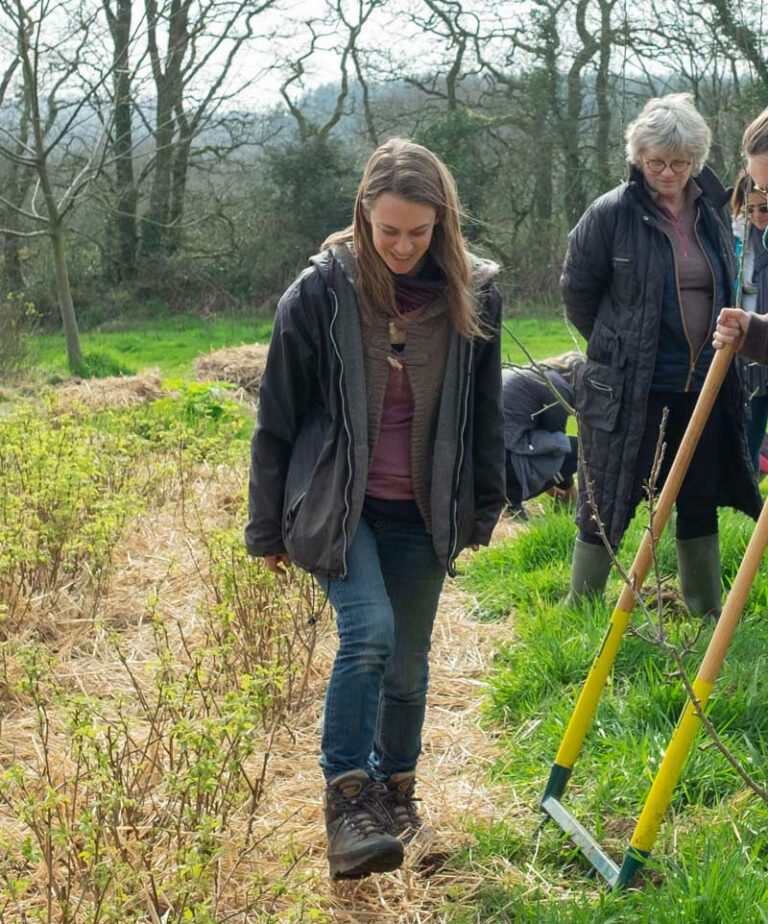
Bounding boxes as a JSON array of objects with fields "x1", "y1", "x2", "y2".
[
  {"x1": 73, "y1": 349, "x2": 136, "y2": 378},
  {"x1": 0, "y1": 387, "x2": 324, "y2": 920},
  {"x1": 0, "y1": 555, "x2": 323, "y2": 922},
  {"x1": 0, "y1": 406, "x2": 144, "y2": 630},
  {"x1": 0, "y1": 292, "x2": 37, "y2": 377}
]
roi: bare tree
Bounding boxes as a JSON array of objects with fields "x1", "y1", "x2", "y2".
[
  {"x1": 102, "y1": 0, "x2": 139, "y2": 281},
  {"x1": 0, "y1": 59, "x2": 34, "y2": 290},
  {"x1": 278, "y1": 0, "x2": 383, "y2": 142},
  {"x1": 141, "y1": 0, "x2": 276, "y2": 255},
  {"x1": 0, "y1": 0, "x2": 112, "y2": 371}
]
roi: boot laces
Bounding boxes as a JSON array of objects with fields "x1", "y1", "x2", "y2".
[
  {"x1": 333, "y1": 781, "x2": 390, "y2": 836},
  {"x1": 388, "y1": 783, "x2": 421, "y2": 830}
]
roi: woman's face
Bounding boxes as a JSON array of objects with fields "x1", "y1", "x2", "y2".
[
  {"x1": 745, "y1": 190, "x2": 768, "y2": 232},
  {"x1": 367, "y1": 192, "x2": 437, "y2": 277},
  {"x1": 748, "y1": 153, "x2": 768, "y2": 204},
  {"x1": 640, "y1": 147, "x2": 694, "y2": 200}
]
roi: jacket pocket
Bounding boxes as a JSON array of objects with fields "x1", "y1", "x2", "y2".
[
  {"x1": 284, "y1": 489, "x2": 307, "y2": 537},
  {"x1": 587, "y1": 318, "x2": 624, "y2": 368},
  {"x1": 611, "y1": 253, "x2": 636, "y2": 305},
  {"x1": 574, "y1": 359, "x2": 624, "y2": 433}
]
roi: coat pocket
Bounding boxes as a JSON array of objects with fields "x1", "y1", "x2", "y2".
[
  {"x1": 611, "y1": 253, "x2": 636, "y2": 305},
  {"x1": 574, "y1": 359, "x2": 625, "y2": 433},
  {"x1": 283, "y1": 489, "x2": 307, "y2": 536}
]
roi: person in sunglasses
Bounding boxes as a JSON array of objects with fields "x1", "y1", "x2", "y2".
[
  {"x1": 562, "y1": 93, "x2": 761, "y2": 618},
  {"x1": 731, "y1": 170, "x2": 768, "y2": 471},
  {"x1": 716, "y1": 106, "x2": 768, "y2": 377}
]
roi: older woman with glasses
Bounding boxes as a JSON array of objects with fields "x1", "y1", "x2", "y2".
[{"x1": 562, "y1": 93, "x2": 760, "y2": 618}]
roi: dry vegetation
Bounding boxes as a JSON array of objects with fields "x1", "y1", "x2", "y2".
[
  {"x1": 52, "y1": 373, "x2": 167, "y2": 412},
  {"x1": 195, "y1": 346, "x2": 270, "y2": 396},
  {"x1": 0, "y1": 384, "x2": 521, "y2": 923}
]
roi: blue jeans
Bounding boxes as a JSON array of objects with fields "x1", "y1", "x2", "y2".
[
  {"x1": 317, "y1": 514, "x2": 446, "y2": 782},
  {"x1": 747, "y1": 395, "x2": 768, "y2": 472}
]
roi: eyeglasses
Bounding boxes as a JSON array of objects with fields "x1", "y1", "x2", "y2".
[
  {"x1": 643, "y1": 158, "x2": 692, "y2": 175},
  {"x1": 747, "y1": 204, "x2": 768, "y2": 215}
]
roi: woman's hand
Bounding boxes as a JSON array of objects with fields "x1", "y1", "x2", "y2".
[
  {"x1": 264, "y1": 552, "x2": 292, "y2": 576},
  {"x1": 713, "y1": 308, "x2": 750, "y2": 350}
]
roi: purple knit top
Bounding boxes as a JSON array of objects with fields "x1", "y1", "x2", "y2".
[{"x1": 366, "y1": 258, "x2": 446, "y2": 500}]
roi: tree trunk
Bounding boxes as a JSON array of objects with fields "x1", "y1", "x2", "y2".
[
  {"x1": 108, "y1": 0, "x2": 138, "y2": 279},
  {"x1": 141, "y1": 88, "x2": 175, "y2": 254},
  {"x1": 168, "y1": 128, "x2": 192, "y2": 251},
  {"x1": 51, "y1": 222, "x2": 83, "y2": 371},
  {"x1": 141, "y1": 0, "x2": 189, "y2": 255},
  {"x1": 594, "y1": 0, "x2": 614, "y2": 191},
  {"x1": 16, "y1": 7, "x2": 83, "y2": 371},
  {"x1": 1, "y1": 222, "x2": 24, "y2": 290},
  {"x1": 530, "y1": 70, "x2": 554, "y2": 222}
]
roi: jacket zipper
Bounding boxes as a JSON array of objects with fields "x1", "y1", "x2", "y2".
[
  {"x1": 666, "y1": 231, "x2": 697, "y2": 392},
  {"x1": 328, "y1": 288, "x2": 353, "y2": 579},
  {"x1": 448, "y1": 341, "x2": 473, "y2": 575},
  {"x1": 666, "y1": 210, "x2": 717, "y2": 392},
  {"x1": 691, "y1": 212, "x2": 718, "y2": 389}
]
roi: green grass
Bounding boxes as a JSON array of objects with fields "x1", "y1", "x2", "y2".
[
  {"x1": 455, "y1": 501, "x2": 768, "y2": 922},
  {"x1": 24, "y1": 309, "x2": 575, "y2": 382},
  {"x1": 501, "y1": 316, "x2": 583, "y2": 366},
  {"x1": 26, "y1": 312, "x2": 274, "y2": 379}
]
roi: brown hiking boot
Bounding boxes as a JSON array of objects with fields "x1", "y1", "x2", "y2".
[
  {"x1": 324, "y1": 770, "x2": 404, "y2": 879},
  {"x1": 381, "y1": 771, "x2": 422, "y2": 843}
]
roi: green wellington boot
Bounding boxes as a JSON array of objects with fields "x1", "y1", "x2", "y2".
[
  {"x1": 676, "y1": 534, "x2": 722, "y2": 619},
  {"x1": 565, "y1": 538, "x2": 613, "y2": 606}
]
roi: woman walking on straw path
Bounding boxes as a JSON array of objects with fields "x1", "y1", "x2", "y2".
[
  {"x1": 562, "y1": 93, "x2": 761, "y2": 618},
  {"x1": 245, "y1": 138, "x2": 506, "y2": 880}
]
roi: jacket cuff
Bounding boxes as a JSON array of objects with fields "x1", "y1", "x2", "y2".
[
  {"x1": 244, "y1": 533, "x2": 286, "y2": 558},
  {"x1": 470, "y1": 524, "x2": 495, "y2": 547},
  {"x1": 740, "y1": 314, "x2": 768, "y2": 364}
]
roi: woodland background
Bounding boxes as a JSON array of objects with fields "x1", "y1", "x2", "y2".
[{"x1": 0, "y1": 0, "x2": 767, "y2": 372}]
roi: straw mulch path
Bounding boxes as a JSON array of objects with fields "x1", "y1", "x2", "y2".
[{"x1": 0, "y1": 445, "x2": 524, "y2": 921}]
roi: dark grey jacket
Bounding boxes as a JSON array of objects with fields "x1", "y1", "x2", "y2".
[
  {"x1": 562, "y1": 166, "x2": 761, "y2": 547},
  {"x1": 502, "y1": 367, "x2": 574, "y2": 499},
  {"x1": 245, "y1": 246, "x2": 506, "y2": 579}
]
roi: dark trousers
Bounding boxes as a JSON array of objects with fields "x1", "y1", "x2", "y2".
[
  {"x1": 581, "y1": 392, "x2": 722, "y2": 546},
  {"x1": 506, "y1": 436, "x2": 579, "y2": 506}
]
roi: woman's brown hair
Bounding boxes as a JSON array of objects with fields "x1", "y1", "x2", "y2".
[
  {"x1": 731, "y1": 169, "x2": 752, "y2": 217},
  {"x1": 743, "y1": 106, "x2": 768, "y2": 158},
  {"x1": 323, "y1": 138, "x2": 483, "y2": 339}
]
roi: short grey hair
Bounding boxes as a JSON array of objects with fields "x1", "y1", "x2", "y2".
[{"x1": 625, "y1": 93, "x2": 711, "y2": 174}]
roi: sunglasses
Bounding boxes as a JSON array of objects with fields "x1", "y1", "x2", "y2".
[
  {"x1": 752, "y1": 182, "x2": 768, "y2": 196},
  {"x1": 747, "y1": 204, "x2": 768, "y2": 215}
]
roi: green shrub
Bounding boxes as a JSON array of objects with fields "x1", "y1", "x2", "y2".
[
  {"x1": 73, "y1": 349, "x2": 136, "y2": 378},
  {"x1": 0, "y1": 406, "x2": 144, "y2": 628},
  {"x1": 0, "y1": 292, "x2": 37, "y2": 377}
]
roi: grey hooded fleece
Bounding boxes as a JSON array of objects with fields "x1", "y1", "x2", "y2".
[{"x1": 245, "y1": 245, "x2": 506, "y2": 579}]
